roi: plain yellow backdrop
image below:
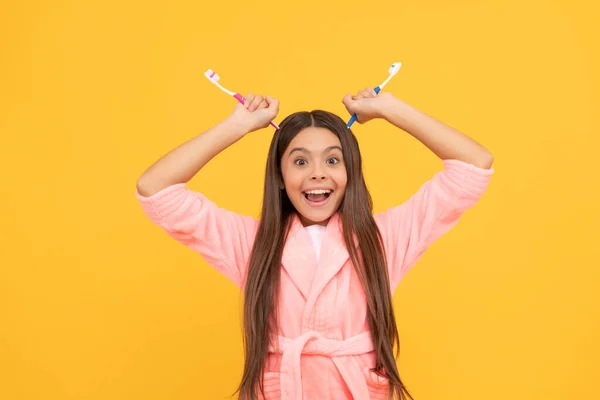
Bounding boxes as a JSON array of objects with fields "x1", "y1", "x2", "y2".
[{"x1": 1, "y1": 0, "x2": 598, "y2": 399}]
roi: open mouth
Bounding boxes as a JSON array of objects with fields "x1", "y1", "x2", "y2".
[{"x1": 303, "y1": 189, "x2": 332, "y2": 205}]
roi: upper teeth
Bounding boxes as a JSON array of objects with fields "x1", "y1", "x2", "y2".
[{"x1": 305, "y1": 189, "x2": 331, "y2": 194}]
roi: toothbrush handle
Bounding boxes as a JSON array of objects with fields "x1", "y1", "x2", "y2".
[
  {"x1": 346, "y1": 86, "x2": 381, "y2": 128},
  {"x1": 233, "y1": 93, "x2": 280, "y2": 130}
]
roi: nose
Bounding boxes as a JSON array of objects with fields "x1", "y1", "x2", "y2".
[{"x1": 310, "y1": 165, "x2": 326, "y2": 180}]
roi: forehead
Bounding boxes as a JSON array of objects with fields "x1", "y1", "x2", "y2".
[{"x1": 286, "y1": 127, "x2": 341, "y2": 153}]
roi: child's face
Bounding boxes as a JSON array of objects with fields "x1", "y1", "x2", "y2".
[{"x1": 280, "y1": 127, "x2": 348, "y2": 227}]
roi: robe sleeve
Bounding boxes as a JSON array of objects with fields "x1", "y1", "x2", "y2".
[
  {"x1": 135, "y1": 183, "x2": 258, "y2": 287},
  {"x1": 374, "y1": 159, "x2": 494, "y2": 291}
]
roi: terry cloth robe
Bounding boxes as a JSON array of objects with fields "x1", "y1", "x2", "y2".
[{"x1": 135, "y1": 159, "x2": 494, "y2": 399}]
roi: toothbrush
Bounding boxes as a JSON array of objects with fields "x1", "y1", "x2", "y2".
[
  {"x1": 204, "y1": 69, "x2": 280, "y2": 130},
  {"x1": 346, "y1": 62, "x2": 402, "y2": 129}
]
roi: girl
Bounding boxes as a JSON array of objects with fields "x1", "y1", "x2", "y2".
[{"x1": 135, "y1": 88, "x2": 494, "y2": 400}]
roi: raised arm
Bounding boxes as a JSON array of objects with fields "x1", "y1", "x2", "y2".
[
  {"x1": 135, "y1": 94, "x2": 279, "y2": 287},
  {"x1": 377, "y1": 92, "x2": 493, "y2": 169},
  {"x1": 136, "y1": 94, "x2": 279, "y2": 196},
  {"x1": 344, "y1": 89, "x2": 494, "y2": 290},
  {"x1": 342, "y1": 89, "x2": 493, "y2": 168}
]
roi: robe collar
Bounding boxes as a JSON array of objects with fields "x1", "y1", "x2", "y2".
[{"x1": 281, "y1": 213, "x2": 358, "y2": 308}]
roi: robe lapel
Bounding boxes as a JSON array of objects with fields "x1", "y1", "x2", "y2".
[{"x1": 280, "y1": 215, "x2": 318, "y2": 300}]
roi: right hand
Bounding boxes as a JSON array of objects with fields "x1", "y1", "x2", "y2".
[{"x1": 227, "y1": 93, "x2": 279, "y2": 134}]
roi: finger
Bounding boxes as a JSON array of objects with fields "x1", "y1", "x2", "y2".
[
  {"x1": 257, "y1": 98, "x2": 269, "y2": 109},
  {"x1": 249, "y1": 94, "x2": 263, "y2": 111},
  {"x1": 258, "y1": 94, "x2": 271, "y2": 109},
  {"x1": 361, "y1": 89, "x2": 372, "y2": 98},
  {"x1": 265, "y1": 96, "x2": 279, "y2": 118},
  {"x1": 244, "y1": 93, "x2": 255, "y2": 108},
  {"x1": 266, "y1": 96, "x2": 279, "y2": 115},
  {"x1": 342, "y1": 93, "x2": 353, "y2": 108},
  {"x1": 266, "y1": 95, "x2": 280, "y2": 110},
  {"x1": 369, "y1": 88, "x2": 377, "y2": 97}
]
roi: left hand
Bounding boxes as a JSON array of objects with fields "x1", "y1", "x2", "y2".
[{"x1": 342, "y1": 89, "x2": 396, "y2": 124}]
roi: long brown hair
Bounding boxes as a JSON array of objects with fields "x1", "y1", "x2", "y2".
[{"x1": 235, "y1": 110, "x2": 414, "y2": 400}]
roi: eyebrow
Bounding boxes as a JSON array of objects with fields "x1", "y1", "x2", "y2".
[{"x1": 288, "y1": 145, "x2": 343, "y2": 156}]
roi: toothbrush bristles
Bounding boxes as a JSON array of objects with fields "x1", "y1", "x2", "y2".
[
  {"x1": 204, "y1": 68, "x2": 235, "y2": 96},
  {"x1": 204, "y1": 69, "x2": 220, "y2": 82}
]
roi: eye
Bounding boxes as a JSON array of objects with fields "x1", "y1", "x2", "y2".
[
  {"x1": 294, "y1": 159, "x2": 307, "y2": 166},
  {"x1": 327, "y1": 157, "x2": 340, "y2": 164}
]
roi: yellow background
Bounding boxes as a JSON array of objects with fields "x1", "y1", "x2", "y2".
[{"x1": 1, "y1": 0, "x2": 598, "y2": 399}]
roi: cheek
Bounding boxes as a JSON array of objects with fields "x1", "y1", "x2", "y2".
[
  {"x1": 334, "y1": 170, "x2": 348, "y2": 191},
  {"x1": 283, "y1": 172, "x2": 303, "y2": 192}
]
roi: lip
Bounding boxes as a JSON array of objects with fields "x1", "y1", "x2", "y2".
[{"x1": 302, "y1": 192, "x2": 332, "y2": 208}]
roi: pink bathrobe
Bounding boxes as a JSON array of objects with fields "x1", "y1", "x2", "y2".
[{"x1": 135, "y1": 159, "x2": 494, "y2": 399}]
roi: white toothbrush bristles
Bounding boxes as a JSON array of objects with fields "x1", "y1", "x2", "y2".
[
  {"x1": 204, "y1": 69, "x2": 235, "y2": 96},
  {"x1": 379, "y1": 61, "x2": 402, "y2": 89}
]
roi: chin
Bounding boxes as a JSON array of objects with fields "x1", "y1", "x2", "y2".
[
  {"x1": 297, "y1": 206, "x2": 338, "y2": 226},
  {"x1": 301, "y1": 213, "x2": 330, "y2": 224}
]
